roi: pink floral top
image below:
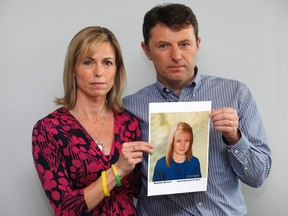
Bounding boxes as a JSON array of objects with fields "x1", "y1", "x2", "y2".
[{"x1": 32, "y1": 107, "x2": 142, "y2": 216}]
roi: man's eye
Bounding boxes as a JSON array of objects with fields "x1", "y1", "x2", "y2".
[
  {"x1": 158, "y1": 44, "x2": 168, "y2": 49},
  {"x1": 180, "y1": 42, "x2": 191, "y2": 48}
]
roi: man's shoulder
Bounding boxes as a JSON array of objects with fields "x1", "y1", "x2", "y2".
[
  {"x1": 200, "y1": 74, "x2": 248, "y2": 91},
  {"x1": 124, "y1": 83, "x2": 157, "y2": 101},
  {"x1": 201, "y1": 74, "x2": 245, "y2": 86}
]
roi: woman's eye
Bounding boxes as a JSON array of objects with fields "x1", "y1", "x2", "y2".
[
  {"x1": 83, "y1": 59, "x2": 93, "y2": 66},
  {"x1": 83, "y1": 59, "x2": 93, "y2": 67},
  {"x1": 103, "y1": 60, "x2": 113, "y2": 66},
  {"x1": 81, "y1": 59, "x2": 95, "y2": 69}
]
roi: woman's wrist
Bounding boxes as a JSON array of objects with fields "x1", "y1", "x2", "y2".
[
  {"x1": 114, "y1": 162, "x2": 126, "y2": 178},
  {"x1": 111, "y1": 164, "x2": 122, "y2": 187},
  {"x1": 101, "y1": 171, "x2": 110, "y2": 197}
]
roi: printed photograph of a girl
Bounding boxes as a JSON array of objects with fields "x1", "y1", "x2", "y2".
[
  {"x1": 149, "y1": 110, "x2": 209, "y2": 183},
  {"x1": 153, "y1": 122, "x2": 202, "y2": 181}
]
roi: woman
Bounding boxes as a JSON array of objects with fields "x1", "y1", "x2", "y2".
[
  {"x1": 153, "y1": 122, "x2": 201, "y2": 181},
  {"x1": 32, "y1": 26, "x2": 152, "y2": 216}
]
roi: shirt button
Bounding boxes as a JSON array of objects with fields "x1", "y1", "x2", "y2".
[
  {"x1": 198, "y1": 202, "x2": 202, "y2": 206},
  {"x1": 234, "y1": 150, "x2": 239, "y2": 154},
  {"x1": 244, "y1": 167, "x2": 248, "y2": 170},
  {"x1": 164, "y1": 88, "x2": 170, "y2": 93}
]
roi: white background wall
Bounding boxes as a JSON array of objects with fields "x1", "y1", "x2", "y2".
[{"x1": 0, "y1": 0, "x2": 287, "y2": 215}]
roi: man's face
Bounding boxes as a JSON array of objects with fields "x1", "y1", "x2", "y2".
[{"x1": 142, "y1": 23, "x2": 201, "y2": 94}]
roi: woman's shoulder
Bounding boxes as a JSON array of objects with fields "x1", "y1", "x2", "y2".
[
  {"x1": 33, "y1": 107, "x2": 70, "y2": 128},
  {"x1": 116, "y1": 109, "x2": 140, "y2": 123}
]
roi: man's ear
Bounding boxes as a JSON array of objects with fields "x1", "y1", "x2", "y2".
[
  {"x1": 196, "y1": 37, "x2": 201, "y2": 51},
  {"x1": 141, "y1": 41, "x2": 152, "y2": 60}
]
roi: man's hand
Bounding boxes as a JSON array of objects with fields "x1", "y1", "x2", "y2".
[{"x1": 210, "y1": 107, "x2": 241, "y2": 145}]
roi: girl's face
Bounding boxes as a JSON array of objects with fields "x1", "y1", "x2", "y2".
[{"x1": 173, "y1": 131, "x2": 191, "y2": 157}]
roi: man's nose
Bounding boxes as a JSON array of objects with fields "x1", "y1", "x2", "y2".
[{"x1": 170, "y1": 46, "x2": 182, "y2": 62}]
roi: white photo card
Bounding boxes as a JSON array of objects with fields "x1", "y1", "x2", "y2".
[{"x1": 148, "y1": 101, "x2": 211, "y2": 196}]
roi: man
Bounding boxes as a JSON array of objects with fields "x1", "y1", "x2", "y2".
[{"x1": 124, "y1": 3, "x2": 272, "y2": 216}]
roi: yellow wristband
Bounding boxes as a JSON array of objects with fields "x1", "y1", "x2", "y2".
[
  {"x1": 101, "y1": 171, "x2": 110, "y2": 197},
  {"x1": 111, "y1": 164, "x2": 121, "y2": 187}
]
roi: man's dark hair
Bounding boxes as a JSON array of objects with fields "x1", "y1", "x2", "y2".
[{"x1": 142, "y1": 3, "x2": 199, "y2": 45}]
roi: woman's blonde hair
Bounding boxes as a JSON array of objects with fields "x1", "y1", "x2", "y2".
[
  {"x1": 55, "y1": 26, "x2": 126, "y2": 112},
  {"x1": 166, "y1": 122, "x2": 194, "y2": 167}
]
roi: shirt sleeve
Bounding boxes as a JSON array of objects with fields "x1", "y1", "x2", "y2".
[
  {"x1": 125, "y1": 113, "x2": 143, "y2": 198},
  {"x1": 32, "y1": 119, "x2": 91, "y2": 216},
  {"x1": 195, "y1": 157, "x2": 202, "y2": 178},
  {"x1": 152, "y1": 161, "x2": 162, "y2": 181},
  {"x1": 225, "y1": 85, "x2": 272, "y2": 188}
]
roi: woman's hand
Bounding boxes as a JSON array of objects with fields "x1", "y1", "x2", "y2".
[{"x1": 115, "y1": 141, "x2": 153, "y2": 177}]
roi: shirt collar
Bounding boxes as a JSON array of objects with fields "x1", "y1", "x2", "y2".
[{"x1": 156, "y1": 66, "x2": 200, "y2": 94}]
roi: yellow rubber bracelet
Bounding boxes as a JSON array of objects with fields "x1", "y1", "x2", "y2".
[
  {"x1": 111, "y1": 164, "x2": 121, "y2": 187},
  {"x1": 101, "y1": 171, "x2": 110, "y2": 197}
]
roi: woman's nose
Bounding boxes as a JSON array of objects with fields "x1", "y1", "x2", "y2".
[{"x1": 93, "y1": 64, "x2": 103, "y2": 77}]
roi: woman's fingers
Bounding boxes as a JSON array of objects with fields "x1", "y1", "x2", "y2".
[{"x1": 116, "y1": 141, "x2": 153, "y2": 176}]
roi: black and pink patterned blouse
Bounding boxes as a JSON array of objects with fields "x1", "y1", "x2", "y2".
[{"x1": 32, "y1": 107, "x2": 142, "y2": 216}]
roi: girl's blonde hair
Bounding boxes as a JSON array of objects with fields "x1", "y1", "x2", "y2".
[{"x1": 166, "y1": 122, "x2": 194, "y2": 167}]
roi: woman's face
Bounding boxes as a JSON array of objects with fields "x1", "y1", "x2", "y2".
[
  {"x1": 74, "y1": 42, "x2": 116, "y2": 101},
  {"x1": 173, "y1": 131, "x2": 191, "y2": 157}
]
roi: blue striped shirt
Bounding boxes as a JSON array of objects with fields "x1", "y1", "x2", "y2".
[{"x1": 123, "y1": 68, "x2": 272, "y2": 216}]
